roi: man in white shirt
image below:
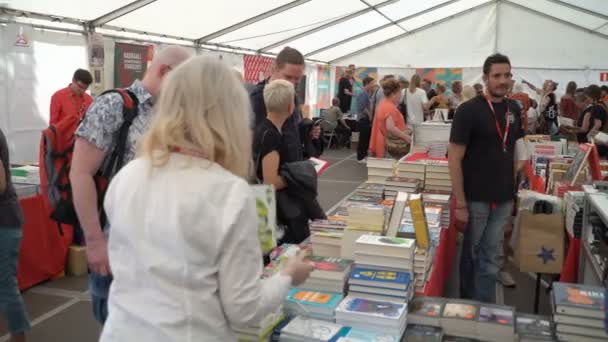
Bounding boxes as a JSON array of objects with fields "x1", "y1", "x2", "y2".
[{"x1": 406, "y1": 81, "x2": 429, "y2": 126}]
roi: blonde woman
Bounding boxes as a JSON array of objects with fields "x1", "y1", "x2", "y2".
[{"x1": 99, "y1": 56, "x2": 313, "y2": 342}]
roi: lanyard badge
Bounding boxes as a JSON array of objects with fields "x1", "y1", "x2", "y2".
[{"x1": 485, "y1": 96, "x2": 511, "y2": 153}]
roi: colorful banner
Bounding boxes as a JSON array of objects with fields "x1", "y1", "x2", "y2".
[
  {"x1": 416, "y1": 68, "x2": 463, "y2": 96},
  {"x1": 315, "y1": 65, "x2": 331, "y2": 114},
  {"x1": 334, "y1": 66, "x2": 378, "y2": 113},
  {"x1": 114, "y1": 42, "x2": 153, "y2": 88},
  {"x1": 243, "y1": 55, "x2": 274, "y2": 83}
]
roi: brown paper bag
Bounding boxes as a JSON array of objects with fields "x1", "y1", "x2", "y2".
[{"x1": 513, "y1": 210, "x2": 564, "y2": 274}]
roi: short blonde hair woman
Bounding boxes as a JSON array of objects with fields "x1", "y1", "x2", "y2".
[{"x1": 100, "y1": 56, "x2": 312, "y2": 342}]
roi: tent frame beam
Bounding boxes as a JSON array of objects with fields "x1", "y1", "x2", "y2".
[
  {"x1": 194, "y1": 0, "x2": 311, "y2": 45},
  {"x1": 359, "y1": 0, "x2": 407, "y2": 33},
  {"x1": 502, "y1": 0, "x2": 608, "y2": 41},
  {"x1": 304, "y1": 0, "x2": 463, "y2": 58},
  {"x1": 90, "y1": 0, "x2": 157, "y2": 28},
  {"x1": 329, "y1": 0, "x2": 497, "y2": 63},
  {"x1": 258, "y1": 0, "x2": 398, "y2": 53},
  {"x1": 544, "y1": 0, "x2": 608, "y2": 23}
]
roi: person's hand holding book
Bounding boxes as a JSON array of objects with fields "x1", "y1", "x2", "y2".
[{"x1": 282, "y1": 253, "x2": 314, "y2": 286}]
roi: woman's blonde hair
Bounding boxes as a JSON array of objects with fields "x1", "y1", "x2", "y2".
[
  {"x1": 462, "y1": 85, "x2": 477, "y2": 102},
  {"x1": 409, "y1": 74, "x2": 421, "y2": 93},
  {"x1": 139, "y1": 56, "x2": 252, "y2": 179}
]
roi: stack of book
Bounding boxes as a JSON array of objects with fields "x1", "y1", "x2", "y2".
[
  {"x1": 428, "y1": 142, "x2": 448, "y2": 159},
  {"x1": 341, "y1": 203, "x2": 386, "y2": 259},
  {"x1": 353, "y1": 235, "x2": 416, "y2": 277},
  {"x1": 403, "y1": 324, "x2": 444, "y2": 341},
  {"x1": 277, "y1": 315, "x2": 344, "y2": 342},
  {"x1": 396, "y1": 161, "x2": 426, "y2": 187},
  {"x1": 424, "y1": 160, "x2": 452, "y2": 192},
  {"x1": 515, "y1": 313, "x2": 554, "y2": 341},
  {"x1": 301, "y1": 256, "x2": 353, "y2": 294},
  {"x1": 476, "y1": 304, "x2": 515, "y2": 342},
  {"x1": 551, "y1": 282, "x2": 607, "y2": 342},
  {"x1": 354, "y1": 183, "x2": 385, "y2": 198},
  {"x1": 413, "y1": 246, "x2": 434, "y2": 293},
  {"x1": 413, "y1": 122, "x2": 452, "y2": 149},
  {"x1": 285, "y1": 288, "x2": 343, "y2": 321},
  {"x1": 347, "y1": 266, "x2": 413, "y2": 303},
  {"x1": 335, "y1": 296, "x2": 408, "y2": 337},
  {"x1": 310, "y1": 219, "x2": 347, "y2": 234},
  {"x1": 408, "y1": 296, "x2": 445, "y2": 327},
  {"x1": 564, "y1": 191, "x2": 585, "y2": 238},
  {"x1": 422, "y1": 192, "x2": 451, "y2": 228},
  {"x1": 367, "y1": 158, "x2": 396, "y2": 184},
  {"x1": 231, "y1": 309, "x2": 284, "y2": 341},
  {"x1": 440, "y1": 300, "x2": 480, "y2": 339},
  {"x1": 332, "y1": 326, "x2": 403, "y2": 341},
  {"x1": 383, "y1": 177, "x2": 422, "y2": 199},
  {"x1": 311, "y1": 231, "x2": 343, "y2": 258}
]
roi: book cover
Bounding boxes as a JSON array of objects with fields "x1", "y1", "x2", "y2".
[
  {"x1": 312, "y1": 231, "x2": 343, "y2": 239},
  {"x1": 553, "y1": 282, "x2": 605, "y2": 311},
  {"x1": 334, "y1": 327, "x2": 400, "y2": 342},
  {"x1": 442, "y1": 303, "x2": 478, "y2": 320},
  {"x1": 281, "y1": 316, "x2": 343, "y2": 341},
  {"x1": 403, "y1": 324, "x2": 443, "y2": 341},
  {"x1": 355, "y1": 235, "x2": 415, "y2": 249},
  {"x1": 251, "y1": 184, "x2": 277, "y2": 255},
  {"x1": 386, "y1": 176, "x2": 421, "y2": 185},
  {"x1": 478, "y1": 305, "x2": 514, "y2": 326},
  {"x1": 409, "y1": 297, "x2": 444, "y2": 318},
  {"x1": 337, "y1": 297, "x2": 406, "y2": 319},
  {"x1": 286, "y1": 289, "x2": 343, "y2": 309},
  {"x1": 516, "y1": 314, "x2": 553, "y2": 337},
  {"x1": 305, "y1": 256, "x2": 353, "y2": 274},
  {"x1": 409, "y1": 194, "x2": 430, "y2": 248},
  {"x1": 349, "y1": 267, "x2": 411, "y2": 286}
]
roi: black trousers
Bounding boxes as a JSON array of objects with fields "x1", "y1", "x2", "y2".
[{"x1": 357, "y1": 118, "x2": 371, "y2": 160}]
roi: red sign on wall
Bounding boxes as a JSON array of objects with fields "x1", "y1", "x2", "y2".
[
  {"x1": 600, "y1": 72, "x2": 608, "y2": 82},
  {"x1": 244, "y1": 55, "x2": 274, "y2": 83}
]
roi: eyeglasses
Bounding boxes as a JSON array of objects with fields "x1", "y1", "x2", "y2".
[{"x1": 75, "y1": 81, "x2": 89, "y2": 91}]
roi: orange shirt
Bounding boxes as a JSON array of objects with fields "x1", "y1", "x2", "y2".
[
  {"x1": 49, "y1": 85, "x2": 93, "y2": 125},
  {"x1": 369, "y1": 99, "x2": 407, "y2": 158}
]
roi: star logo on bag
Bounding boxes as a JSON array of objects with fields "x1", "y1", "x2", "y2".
[{"x1": 537, "y1": 246, "x2": 555, "y2": 264}]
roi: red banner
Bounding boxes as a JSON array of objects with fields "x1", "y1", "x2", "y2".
[
  {"x1": 244, "y1": 55, "x2": 274, "y2": 83},
  {"x1": 114, "y1": 42, "x2": 153, "y2": 88},
  {"x1": 600, "y1": 71, "x2": 608, "y2": 82}
]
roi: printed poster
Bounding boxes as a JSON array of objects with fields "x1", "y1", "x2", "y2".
[
  {"x1": 416, "y1": 68, "x2": 463, "y2": 96},
  {"x1": 315, "y1": 65, "x2": 331, "y2": 115},
  {"x1": 334, "y1": 66, "x2": 378, "y2": 113},
  {"x1": 243, "y1": 55, "x2": 274, "y2": 83},
  {"x1": 114, "y1": 42, "x2": 153, "y2": 88}
]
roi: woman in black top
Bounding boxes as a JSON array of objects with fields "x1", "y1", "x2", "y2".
[
  {"x1": 565, "y1": 85, "x2": 607, "y2": 143},
  {"x1": 337, "y1": 69, "x2": 354, "y2": 113},
  {"x1": 0, "y1": 128, "x2": 31, "y2": 341},
  {"x1": 523, "y1": 79, "x2": 559, "y2": 135}
]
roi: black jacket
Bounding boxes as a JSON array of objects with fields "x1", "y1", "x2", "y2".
[
  {"x1": 300, "y1": 118, "x2": 324, "y2": 159},
  {"x1": 277, "y1": 161, "x2": 326, "y2": 244}
]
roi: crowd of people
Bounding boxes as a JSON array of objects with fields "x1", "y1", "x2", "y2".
[{"x1": 1, "y1": 44, "x2": 608, "y2": 342}]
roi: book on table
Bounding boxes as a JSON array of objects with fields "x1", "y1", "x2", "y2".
[
  {"x1": 332, "y1": 326, "x2": 401, "y2": 342},
  {"x1": 408, "y1": 296, "x2": 445, "y2": 327},
  {"x1": 440, "y1": 300, "x2": 480, "y2": 339},
  {"x1": 515, "y1": 313, "x2": 554, "y2": 341},
  {"x1": 367, "y1": 157, "x2": 397, "y2": 169},
  {"x1": 334, "y1": 296, "x2": 408, "y2": 337},
  {"x1": 354, "y1": 234, "x2": 416, "y2": 259},
  {"x1": 279, "y1": 315, "x2": 343, "y2": 342},
  {"x1": 340, "y1": 229, "x2": 380, "y2": 260},
  {"x1": 303, "y1": 256, "x2": 353, "y2": 281},
  {"x1": 386, "y1": 192, "x2": 408, "y2": 237},
  {"x1": 311, "y1": 230, "x2": 343, "y2": 246},
  {"x1": 476, "y1": 304, "x2": 515, "y2": 342},
  {"x1": 347, "y1": 290, "x2": 411, "y2": 304},
  {"x1": 368, "y1": 167, "x2": 396, "y2": 178},
  {"x1": 409, "y1": 194, "x2": 431, "y2": 248},
  {"x1": 353, "y1": 253, "x2": 414, "y2": 272},
  {"x1": 285, "y1": 288, "x2": 343, "y2": 319},
  {"x1": 551, "y1": 282, "x2": 605, "y2": 318},
  {"x1": 402, "y1": 324, "x2": 443, "y2": 342},
  {"x1": 397, "y1": 161, "x2": 427, "y2": 173},
  {"x1": 349, "y1": 266, "x2": 411, "y2": 290}
]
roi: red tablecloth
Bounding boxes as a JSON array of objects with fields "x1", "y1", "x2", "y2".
[
  {"x1": 559, "y1": 232, "x2": 581, "y2": 283},
  {"x1": 17, "y1": 195, "x2": 72, "y2": 290},
  {"x1": 403, "y1": 153, "x2": 457, "y2": 297}
]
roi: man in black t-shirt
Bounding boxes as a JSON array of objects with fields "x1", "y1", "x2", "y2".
[{"x1": 448, "y1": 53, "x2": 525, "y2": 303}]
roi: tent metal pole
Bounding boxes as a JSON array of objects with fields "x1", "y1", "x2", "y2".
[
  {"x1": 593, "y1": 21, "x2": 608, "y2": 32},
  {"x1": 304, "y1": 0, "x2": 464, "y2": 58},
  {"x1": 258, "y1": 0, "x2": 399, "y2": 53},
  {"x1": 328, "y1": 0, "x2": 497, "y2": 63},
  {"x1": 0, "y1": 7, "x2": 85, "y2": 26},
  {"x1": 544, "y1": 0, "x2": 608, "y2": 23},
  {"x1": 503, "y1": 0, "x2": 608, "y2": 41},
  {"x1": 494, "y1": 0, "x2": 500, "y2": 53},
  {"x1": 0, "y1": 19, "x2": 84, "y2": 35},
  {"x1": 194, "y1": 0, "x2": 311, "y2": 45},
  {"x1": 90, "y1": 0, "x2": 157, "y2": 27},
  {"x1": 359, "y1": 0, "x2": 407, "y2": 32}
]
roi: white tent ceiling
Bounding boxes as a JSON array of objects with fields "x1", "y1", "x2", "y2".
[{"x1": 2, "y1": 0, "x2": 608, "y2": 67}]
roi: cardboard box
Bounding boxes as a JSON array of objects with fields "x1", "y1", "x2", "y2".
[{"x1": 66, "y1": 245, "x2": 88, "y2": 276}]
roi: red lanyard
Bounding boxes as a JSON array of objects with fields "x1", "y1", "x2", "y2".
[
  {"x1": 485, "y1": 96, "x2": 511, "y2": 153},
  {"x1": 169, "y1": 145, "x2": 206, "y2": 159}
]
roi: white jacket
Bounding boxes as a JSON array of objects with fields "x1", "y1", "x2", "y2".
[{"x1": 100, "y1": 153, "x2": 291, "y2": 342}]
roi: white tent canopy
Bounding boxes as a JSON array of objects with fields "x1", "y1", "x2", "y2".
[{"x1": 2, "y1": 0, "x2": 608, "y2": 68}]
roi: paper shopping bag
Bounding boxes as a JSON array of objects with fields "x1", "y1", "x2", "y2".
[{"x1": 513, "y1": 209, "x2": 564, "y2": 274}]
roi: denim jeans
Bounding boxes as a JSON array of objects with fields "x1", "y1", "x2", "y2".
[
  {"x1": 0, "y1": 227, "x2": 31, "y2": 334},
  {"x1": 460, "y1": 201, "x2": 513, "y2": 303}
]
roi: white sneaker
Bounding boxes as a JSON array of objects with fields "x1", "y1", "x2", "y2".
[
  {"x1": 358, "y1": 158, "x2": 367, "y2": 164},
  {"x1": 497, "y1": 270, "x2": 516, "y2": 288}
]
